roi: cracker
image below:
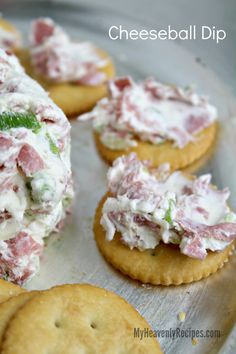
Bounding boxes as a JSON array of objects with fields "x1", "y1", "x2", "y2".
[
  {"x1": 0, "y1": 19, "x2": 17, "y2": 34},
  {"x1": 17, "y1": 48, "x2": 115, "y2": 118},
  {"x1": 0, "y1": 292, "x2": 37, "y2": 346},
  {"x1": 1, "y1": 284, "x2": 162, "y2": 354},
  {"x1": 0, "y1": 280, "x2": 25, "y2": 304},
  {"x1": 94, "y1": 195, "x2": 235, "y2": 286},
  {"x1": 94, "y1": 122, "x2": 217, "y2": 170}
]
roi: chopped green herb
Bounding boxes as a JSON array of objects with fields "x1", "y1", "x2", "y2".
[
  {"x1": 25, "y1": 180, "x2": 32, "y2": 191},
  {"x1": 142, "y1": 167, "x2": 149, "y2": 174},
  {"x1": 164, "y1": 199, "x2": 175, "y2": 225},
  {"x1": 224, "y1": 212, "x2": 236, "y2": 223},
  {"x1": 0, "y1": 112, "x2": 42, "y2": 133},
  {"x1": 2, "y1": 272, "x2": 9, "y2": 281},
  {"x1": 94, "y1": 124, "x2": 104, "y2": 133},
  {"x1": 32, "y1": 183, "x2": 52, "y2": 203},
  {"x1": 46, "y1": 133, "x2": 60, "y2": 155},
  {"x1": 24, "y1": 210, "x2": 37, "y2": 220},
  {"x1": 25, "y1": 179, "x2": 35, "y2": 202},
  {"x1": 63, "y1": 196, "x2": 72, "y2": 209}
]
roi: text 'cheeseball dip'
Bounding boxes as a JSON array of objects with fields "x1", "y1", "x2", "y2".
[
  {"x1": 101, "y1": 154, "x2": 236, "y2": 259},
  {"x1": 30, "y1": 17, "x2": 108, "y2": 85},
  {"x1": 0, "y1": 49, "x2": 73, "y2": 284}
]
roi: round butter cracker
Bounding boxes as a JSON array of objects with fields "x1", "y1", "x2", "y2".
[
  {"x1": 17, "y1": 48, "x2": 115, "y2": 118},
  {"x1": 0, "y1": 280, "x2": 25, "y2": 304},
  {"x1": 94, "y1": 195, "x2": 235, "y2": 286},
  {"x1": 1, "y1": 284, "x2": 162, "y2": 354},
  {"x1": 0, "y1": 292, "x2": 37, "y2": 346},
  {"x1": 94, "y1": 122, "x2": 217, "y2": 170}
]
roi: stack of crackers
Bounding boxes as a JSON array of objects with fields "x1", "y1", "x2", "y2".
[{"x1": 0, "y1": 280, "x2": 162, "y2": 354}]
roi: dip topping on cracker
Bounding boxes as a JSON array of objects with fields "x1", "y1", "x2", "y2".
[
  {"x1": 0, "y1": 49, "x2": 73, "y2": 284},
  {"x1": 30, "y1": 17, "x2": 108, "y2": 85},
  {"x1": 81, "y1": 76, "x2": 217, "y2": 149},
  {"x1": 0, "y1": 20, "x2": 21, "y2": 51},
  {"x1": 101, "y1": 153, "x2": 236, "y2": 259},
  {"x1": 0, "y1": 27, "x2": 20, "y2": 51}
]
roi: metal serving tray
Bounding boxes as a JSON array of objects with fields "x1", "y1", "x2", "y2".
[{"x1": 1, "y1": 1, "x2": 236, "y2": 353}]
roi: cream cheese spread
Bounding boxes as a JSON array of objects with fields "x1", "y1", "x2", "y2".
[
  {"x1": 101, "y1": 154, "x2": 236, "y2": 259},
  {"x1": 30, "y1": 17, "x2": 107, "y2": 85},
  {"x1": 0, "y1": 49, "x2": 73, "y2": 284},
  {"x1": 81, "y1": 76, "x2": 217, "y2": 149},
  {"x1": 0, "y1": 26, "x2": 21, "y2": 51}
]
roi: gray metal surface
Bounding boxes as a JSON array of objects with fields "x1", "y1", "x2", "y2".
[{"x1": 1, "y1": 1, "x2": 236, "y2": 353}]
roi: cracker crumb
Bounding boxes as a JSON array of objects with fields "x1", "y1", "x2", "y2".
[
  {"x1": 178, "y1": 311, "x2": 186, "y2": 322},
  {"x1": 141, "y1": 284, "x2": 152, "y2": 290},
  {"x1": 192, "y1": 338, "x2": 198, "y2": 346}
]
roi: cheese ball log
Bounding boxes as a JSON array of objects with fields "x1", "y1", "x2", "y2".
[{"x1": 0, "y1": 49, "x2": 73, "y2": 284}]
